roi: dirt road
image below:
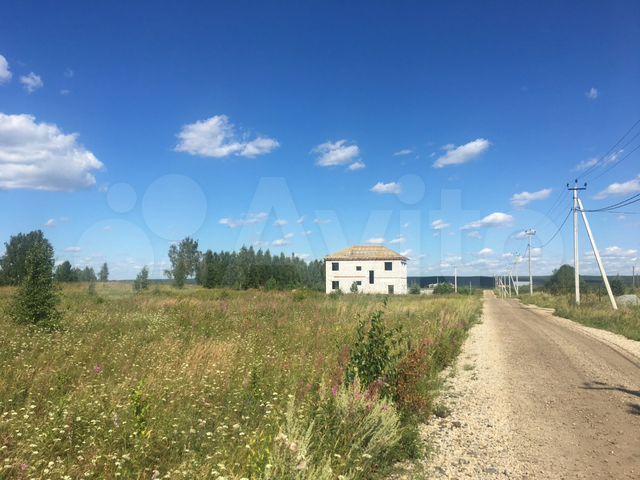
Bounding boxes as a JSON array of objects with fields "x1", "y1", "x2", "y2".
[{"x1": 414, "y1": 290, "x2": 640, "y2": 479}]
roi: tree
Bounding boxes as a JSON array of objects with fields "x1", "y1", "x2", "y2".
[
  {"x1": 200, "y1": 250, "x2": 216, "y2": 288},
  {"x1": 133, "y1": 266, "x2": 149, "y2": 292},
  {"x1": 409, "y1": 283, "x2": 421, "y2": 294},
  {"x1": 0, "y1": 230, "x2": 48, "y2": 285},
  {"x1": 545, "y1": 265, "x2": 586, "y2": 295},
  {"x1": 609, "y1": 277, "x2": 625, "y2": 297},
  {"x1": 99, "y1": 263, "x2": 109, "y2": 282},
  {"x1": 55, "y1": 260, "x2": 75, "y2": 282},
  {"x1": 9, "y1": 235, "x2": 60, "y2": 328},
  {"x1": 80, "y1": 266, "x2": 97, "y2": 282},
  {"x1": 166, "y1": 237, "x2": 200, "y2": 287},
  {"x1": 350, "y1": 281, "x2": 359, "y2": 293}
]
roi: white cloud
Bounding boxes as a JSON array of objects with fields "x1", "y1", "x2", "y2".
[
  {"x1": 511, "y1": 188, "x2": 552, "y2": 207},
  {"x1": 467, "y1": 231, "x2": 482, "y2": 239},
  {"x1": 601, "y1": 246, "x2": 637, "y2": 258},
  {"x1": 274, "y1": 219, "x2": 288, "y2": 227},
  {"x1": 272, "y1": 238, "x2": 290, "y2": 246},
  {"x1": 462, "y1": 212, "x2": 513, "y2": 230},
  {"x1": 59, "y1": 89, "x2": 70, "y2": 96},
  {"x1": 400, "y1": 249, "x2": 413, "y2": 257},
  {"x1": 389, "y1": 236, "x2": 406, "y2": 245},
  {"x1": 218, "y1": 212, "x2": 268, "y2": 229},
  {"x1": 0, "y1": 113, "x2": 104, "y2": 191},
  {"x1": 0, "y1": 55, "x2": 11, "y2": 84},
  {"x1": 594, "y1": 175, "x2": 640, "y2": 199},
  {"x1": 313, "y1": 218, "x2": 331, "y2": 225},
  {"x1": 64, "y1": 246, "x2": 81, "y2": 253},
  {"x1": 347, "y1": 161, "x2": 366, "y2": 171},
  {"x1": 402, "y1": 222, "x2": 410, "y2": 228},
  {"x1": 284, "y1": 232, "x2": 294, "y2": 240},
  {"x1": 476, "y1": 247, "x2": 495, "y2": 257},
  {"x1": 366, "y1": 237, "x2": 385, "y2": 245},
  {"x1": 431, "y1": 219, "x2": 450, "y2": 230},
  {"x1": 433, "y1": 138, "x2": 490, "y2": 168},
  {"x1": 574, "y1": 158, "x2": 598, "y2": 171},
  {"x1": 370, "y1": 181, "x2": 401, "y2": 195},
  {"x1": 586, "y1": 87, "x2": 598, "y2": 100},
  {"x1": 175, "y1": 115, "x2": 279, "y2": 158},
  {"x1": 393, "y1": 148, "x2": 413, "y2": 156},
  {"x1": 45, "y1": 218, "x2": 57, "y2": 228},
  {"x1": 20, "y1": 72, "x2": 43, "y2": 93},
  {"x1": 297, "y1": 216, "x2": 305, "y2": 224},
  {"x1": 302, "y1": 230, "x2": 312, "y2": 236},
  {"x1": 313, "y1": 140, "x2": 360, "y2": 168},
  {"x1": 64, "y1": 68, "x2": 74, "y2": 78}
]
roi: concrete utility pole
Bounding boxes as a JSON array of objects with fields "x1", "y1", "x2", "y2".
[
  {"x1": 576, "y1": 197, "x2": 618, "y2": 310},
  {"x1": 454, "y1": 267, "x2": 458, "y2": 293},
  {"x1": 568, "y1": 180, "x2": 586, "y2": 305},
  {"x1": 525, "y1": 229, "x2": 536, "y2": 295}
]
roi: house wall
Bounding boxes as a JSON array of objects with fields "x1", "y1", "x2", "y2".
[{"x1": 325, "y1": 259, "x2": 407, "y2": 294}]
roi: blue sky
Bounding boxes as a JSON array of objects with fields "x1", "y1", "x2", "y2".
[{"x1": 1, "y1": 1, "x2": 639, "y2": 279}]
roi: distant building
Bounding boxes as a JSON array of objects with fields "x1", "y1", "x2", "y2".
[{"x1": 324, "y1": 246, "x2": 408, "y2": 294}]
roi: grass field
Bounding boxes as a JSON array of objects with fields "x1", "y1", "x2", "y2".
[
  {"x1": 0, "y1": 284, "x2": 481, "y2": 479},
  {"x1": 519, "y1": 292, "x2": 640, "y2": 341}
]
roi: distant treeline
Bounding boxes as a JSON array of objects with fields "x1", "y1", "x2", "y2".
[{"x1": 164, "y1": 238, "x2": 325, "y2": 290}]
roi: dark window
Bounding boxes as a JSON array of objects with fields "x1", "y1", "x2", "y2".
[
  {"x1": 388, "y1": 285, "x2": 394, "y2": 294},
  {"x1": 385, "y1": 262, "x2": 392, "y2": 271},
  {"x1": 332, "y1": 262, "x2": 339, "y2": 271},
  {"x1": 356, "y1": 266, "x2": 362, "y2": 271},
  {"x1": 356, "y1": 281, "x2": 362, "y2": 285},
  {"x1": 332, "y1": 281, "x2": 339, "y2": 290},
  {"x1": 369, "y1": 270, "x2": 374, "y2": 284}
]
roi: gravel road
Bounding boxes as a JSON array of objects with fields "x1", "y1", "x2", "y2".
[{"x1": 395, "y1": 290, "x2": 640, "y2": 479}]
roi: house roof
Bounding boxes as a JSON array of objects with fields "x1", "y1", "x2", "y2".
[{"x1": 325, "y1": 245, "x2": 408, "y2": 261}]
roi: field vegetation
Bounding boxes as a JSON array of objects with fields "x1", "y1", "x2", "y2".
[{"x1": 0, "y1": 283, "x2": 481, "y2": 479}]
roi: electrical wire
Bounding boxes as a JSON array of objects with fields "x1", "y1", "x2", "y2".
[{"x1": 538, "y1": 208, "x2": 572, "y2": 248}]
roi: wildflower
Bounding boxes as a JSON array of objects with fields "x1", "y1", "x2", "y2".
[
  {"x1": 20, "y1": 463, "x2": 28, "y2": 471},
  {"x1": 94, "y1": 365, "x2": 103, "y2": 374}
]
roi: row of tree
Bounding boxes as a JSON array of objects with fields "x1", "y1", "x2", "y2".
[
  {"x1": 0, "y1": 231, "x2": 110, "y2": 285},
  {"x1": 164, "y1": 237, "x2": 325, "y2": 290}
]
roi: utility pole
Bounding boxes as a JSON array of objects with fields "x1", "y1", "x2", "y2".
[
  {"x1": 454, "y1": 267, "x2": 458, "y2": 293},
  {"x1": 568, "y1": 180, "x2": 586, "y2": 305},
  {"x1": 576, "y1": 196, "x2": 618, "y2": 310},
  {"x1": 525, "y1": 229, "x2": 536, "y2": 295}
]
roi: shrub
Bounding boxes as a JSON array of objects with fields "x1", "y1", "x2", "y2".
[
  {"x1": 133, "y1": 266, "x2": 149, "y2": 292},
  {"x1": 345, "y1": 304, "x2": 407, "y2": 396},
  {"x1": 9, "y1": 236, "x2": 61, "y2": 329},
  {"x1": 609, "y1": 277, "x2": 625, "y2": 296},
  {"x1": 433, "y1": 283, "x2": 455, "y2": 294},
  {"x1": 409, "y1": 283, "x2": 421, "y2": 295},
  {"x1": 350, "y1": 281, "x2": 359, "y2": 294}
]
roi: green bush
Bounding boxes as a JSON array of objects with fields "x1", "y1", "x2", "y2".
[
  {"x1": 609, "y1": 277, "x2": 625, "y2": 296},
  {"x1": 133, "y1": 266, "x2": 149, "y2": 292},
  {"x1": 409, "y1": 283, "x2": 421, "y2": 294},
  {"x1": 433, "y1": 283, "x2": 455, "y2": 294}
]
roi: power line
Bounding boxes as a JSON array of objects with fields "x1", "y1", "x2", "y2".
[
  {"x1": 579, "y1": 118, "x2": 640, "y2": 180},
  {"x1": 583, "y1": 192, "x2": 640, "y2": 212},
  {"x1": 538, "y1": 208, "x2": 572, "y2": 248},
  {"x1": 589, "y1": 142, "x2": 640, "y2": 182}
]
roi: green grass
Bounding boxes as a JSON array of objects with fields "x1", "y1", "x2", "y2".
[
  {"x1": 519, "y1": 292, "x2": 640, "y2": 341},
  {"x1": 0, "y1": 284, "x2": 481, "y2": 479}
]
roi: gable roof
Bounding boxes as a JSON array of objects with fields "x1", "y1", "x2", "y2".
[{"x1": 325, "y1": 245, "x2": 408, "y2": 261}]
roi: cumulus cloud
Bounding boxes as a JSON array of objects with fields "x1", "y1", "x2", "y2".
[
  {"x1": 476, "y1": 247, "x2": 495, "y2": 257},
  {"x1": 467, "y1": 231, "x2": 482, "y2": 239},
  {"x1": 274, "y1": 219, "x2": 288, "y2": 227},
  {"x1": 64, "y1": 246, "x2": 81, "y2": 253},
  {"x1": 594, "y1": 175, "x2": 640, "y2": 199},
  {"x1": 433, "y1": 138, "x2": 490, "y2": 168},
  {"x1": 462, "y1": 212, "x2": 513, "y2": 230},
  {"x1": 20, "y1": 72, "x2": 43, "y2": 93},
  {"x1": 574, "y1": 158, "x2": 598, "y2": 171},
  {"x1": 389, "y1": 236, "x2": 406, "y2": 245},
  {"x1": 272, "y1": 238, "x2": 290, "y2": 247},
  {"x1": 431, "y1": 219, "x2": 450, "y2": 230},
  {"x1": 175, "y1": 115, "x2": 279, "y2": 158},
  {"x1": 0, "y1": 113, "x2": 104, "y2": 191},
  {"x1": 370, "y1": 181, "x2": 401, "y2": 194},
  {"x1": 366, "y1": 237, "x2": 385, "y2": 245},
  {"x1": 313, "y1": 140, "x2": 361, "y2": 170},
  {"x1": 586, "y1": 87, "x2": 598, "y2": 100},
  {"x1": 511, "y1": 188, "x2": 552, "y2": 207},
  {"x1": 313, "y1": 218, "x2": 331, "y2": 225},
  {"x1": 0, "y1": 55, "x2": 11, "y2": 83},
  {"x1": 218, "y1": 212, "x2": 268, "y2": 229},
  {"x1": 600, "y1": 246, "x2": 637, "y2": 258},
  {"x1": 393, "y1": 148, "x2": 413, "y2": 156},
  {"x1": 347, "y1": 161, "x2": 366, "y2": 171}
]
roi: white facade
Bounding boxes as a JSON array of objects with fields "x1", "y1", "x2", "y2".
[{"x1": 325, "y1": 258, "x2": 408, "y2": 294}]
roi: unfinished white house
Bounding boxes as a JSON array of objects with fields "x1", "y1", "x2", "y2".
[{"x1": 325, "y1": 246, "x2": 408, "y2": 294}]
